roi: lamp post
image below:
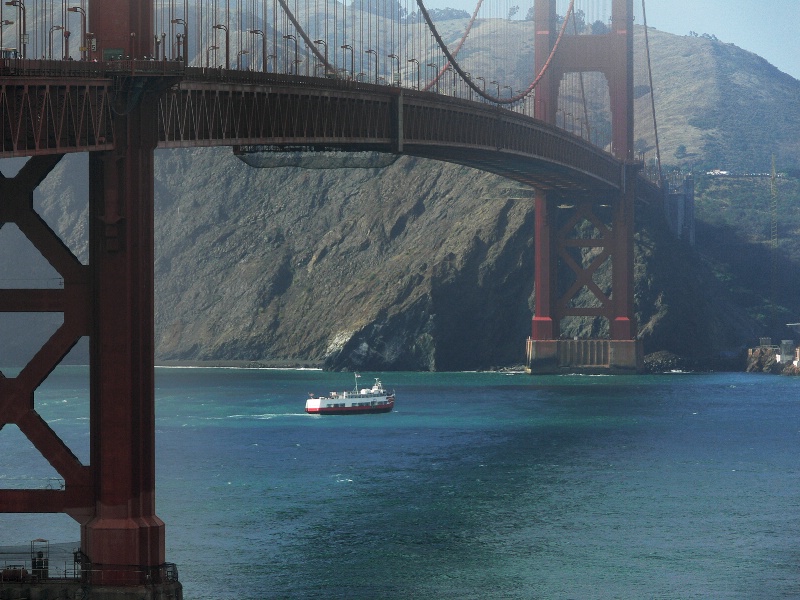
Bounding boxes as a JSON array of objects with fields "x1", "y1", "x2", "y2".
[
  {"x1": 490, "y1": 80, "x2": 500, "y2": 99},
  {"x1": 476, "y1": 76, "x2": 486, "y2": 101},
  {"x1": 63, "y1": 29, "x2": 71, "y2": 60},
  {"x1": 283, "y1": 34, "x2": 297, "y2": 74},
  {"x1": 4, "y1": 0, "x2": 25, "y2": 59},
  {"x1": 464, "y1": 71, "x2": 472, "y2": 100},
  {"x1": 154, "y1": 34, "x2": 161, "y2": 60},
  {"x1": 205, "y1": 44, "x2": 218, "y2": 67},
  {"x1": 313, "y1": 39, "x2": 327, "y2": 75},
  {"x1": 365, "y1": 49, "x2": 377, "y2": 83},
  {"x1": 170, "y1": 17, "x2": 187, "y2": 65},
  {"x1": 503, "y1": 85, "x2": 512, "y2": 101},
  {"x1": 426, "y1": 62, "x2": 438, "y2": 93},
  {"x1": 48, "y1": 24, "x2": 62, "y2": 59},
  {"x1": 387, "y1": 53, "x2": 400, "y2": 86},
  {"x1": 174, "y1": 33, "x2": 183, "y2": 61},
  {"x1": 249, "y1": 29, "x2": 266, "y2": 72},
  {"x1": 213, "y1": 23, "x2": 229, "y2": 69},
  {"x1": 67, "y1": 6, "x2": 87, "y2": 60},
  {"x1": 0, "y1": 19, "x2": 13, "y2": 51},
  {"x1": 236, "y1": 48, "x2": 249, "y2": 70},
  {"x1": 340, "y1": 44, "x2": 353, "y2": 79},
  {"x1": 407, "y1": 58, "x2": 419, "y2": 90}
]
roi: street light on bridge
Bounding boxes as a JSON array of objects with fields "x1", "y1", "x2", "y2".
[
  {"x1": 205, "y1": 44, "x2": 218, "y2": 68},
  {"x1": 446, "y1": 65, "x2": 456, "y2": 96},
  {"x1": 313, "y1": 39, "x2": 328, "y2": 75},
  {"x1": 248, "y1": 29, "x2": 266, "y2": 72},
  {"x1": 476, "y1": 75, "x2": 486, "y2": 101},
  {"x1": 490, "y1": 80, "x2": 500, "y2": 99},
  {"x1": 4, "y1": 0, "x2": 25, "y2": 59},
  {"x1": 365, "y1": 49, "x2": 377, "y2": 83},
  {"x1": 236, "y1": 48, "x2": 249, "y2": 70},
  {"x1": 426, "y1": 62, "x2": 438, "y2": 93},
  {"x1": 387, "y1": 53, "x2": 400, "y2": 86},
  {"x1": 283, "y1": 34, "x2": 298, "y2": 74},
  {"x1": 213, "y1": 23, "x2": 229, "y2": 69},
  {"x1": 340, "y1": 44, "x2": 353, "y2": 79},
  {"x1": 63, "y1": 28, "x2": 71, "y2": 61},
  {"x1": 175, "y1": 33, "x2": 184, "y2": 62},
  {"x1": 171, "y1": 17, "x2": 187, "y2": 65},
  {"x1": 407, "y1": 58, "x2": 420, "y2": 90},
  {"x1": 67, "y1": 6, "x2": 87, "y2": 60},
  {"x1": 48, "y1": 24, "x2": 62, "y2": 59}
]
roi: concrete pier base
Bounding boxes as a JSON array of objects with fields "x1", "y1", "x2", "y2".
[
  {"x1": 526, "y1": 338, "x2": 643, "y2": 374},
  {"x1": 0, "y1": 581, "x2": 182, "y2": 600}
]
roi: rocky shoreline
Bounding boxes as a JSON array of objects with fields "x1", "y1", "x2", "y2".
[{"x1": 745, "y1": 347, "x2": 800, "y2": 376}]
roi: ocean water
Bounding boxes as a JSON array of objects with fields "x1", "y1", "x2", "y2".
[{"x1": 2, "y1": 367, "x2": 800, "y2": 599}]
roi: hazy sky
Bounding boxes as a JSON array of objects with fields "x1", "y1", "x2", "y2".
[{"x1": 421, "y1": 0, "x2": 799, "y2": 80}]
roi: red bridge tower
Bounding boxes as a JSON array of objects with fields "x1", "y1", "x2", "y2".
[
  {"x1": 0, "y1": 1, "x2": 181, "y2": 596},
  {"x1": 528, "y1": 0, "x2": 643, "y2": 373}
]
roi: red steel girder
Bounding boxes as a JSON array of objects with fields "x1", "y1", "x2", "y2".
[
  {"x1": 0, "y1": 154, "x2": 92, "y2": 518},
  {"x1": 0, "y1": 79, "x2": 115, "y2": 157}
]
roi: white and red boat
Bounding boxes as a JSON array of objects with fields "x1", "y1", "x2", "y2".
[{"x1": 305, "y1": 375, "x2": 395, "y2": 415}]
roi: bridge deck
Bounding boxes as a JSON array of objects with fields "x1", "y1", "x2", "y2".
[{"x1": 1, "y1": 61, "x2": 624, "y2": 192}]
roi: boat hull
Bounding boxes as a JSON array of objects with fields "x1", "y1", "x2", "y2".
[
  {"x1": 306, "y1": 402, "x2": 394, "y2": 415},
  {"x1": 305, "y1": 396, "x2": 395, "y2": 415}
]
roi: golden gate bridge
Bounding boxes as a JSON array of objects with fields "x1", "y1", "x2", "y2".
[{"x1": 0, "y1": 0, "x2": 664, "y2": 596}]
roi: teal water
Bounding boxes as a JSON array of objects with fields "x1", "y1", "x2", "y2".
[{"x1": 2, "y1": 368, "x2": 800, "y2": 599}]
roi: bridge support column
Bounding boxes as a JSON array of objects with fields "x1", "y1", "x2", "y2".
[
  {"x1": 531, "y1": 189, "x2": 555, "y2": 341},
  {"x1": 610, "y1": 165, "x2": 637, "y2": 342},
  {"x1": 528, "y1": 189, "x2": 558, "y2": 372},
  {"x1": 527, "y1": 183, "x2": 642, "y2": 375},
  {"x1": 81, "y1": 95, "x2": 171, "y2": 588}
]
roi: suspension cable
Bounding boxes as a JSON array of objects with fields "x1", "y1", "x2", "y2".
[
  {"x1": 417, "y1": 0, "x2": 575, "y2": 104},
  {"x1": 421, "y1": 0, "x2": 486, "y2": 92},
  {"x1": 275, "y1": 0, "x2": 333, "y2": 71}
]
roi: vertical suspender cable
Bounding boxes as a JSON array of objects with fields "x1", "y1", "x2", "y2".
[
  {"x1": 571, "y1": 4, "x2": 591, "y2": 141},
  {"x1": 641, "y1": 0, "x2": 662, "y2": 184}
]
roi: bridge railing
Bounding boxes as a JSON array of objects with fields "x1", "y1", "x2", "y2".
[{"x1": 1, "y1": 58, "x2": 185, "y2": 79}]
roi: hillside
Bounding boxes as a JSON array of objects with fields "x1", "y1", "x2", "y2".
[
  {"x1": 632, "y1": 28, "x2": 800, "y2": 173},
  {"x1": 1, "y1": 25, "x2": 798, "y2": 371}
]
